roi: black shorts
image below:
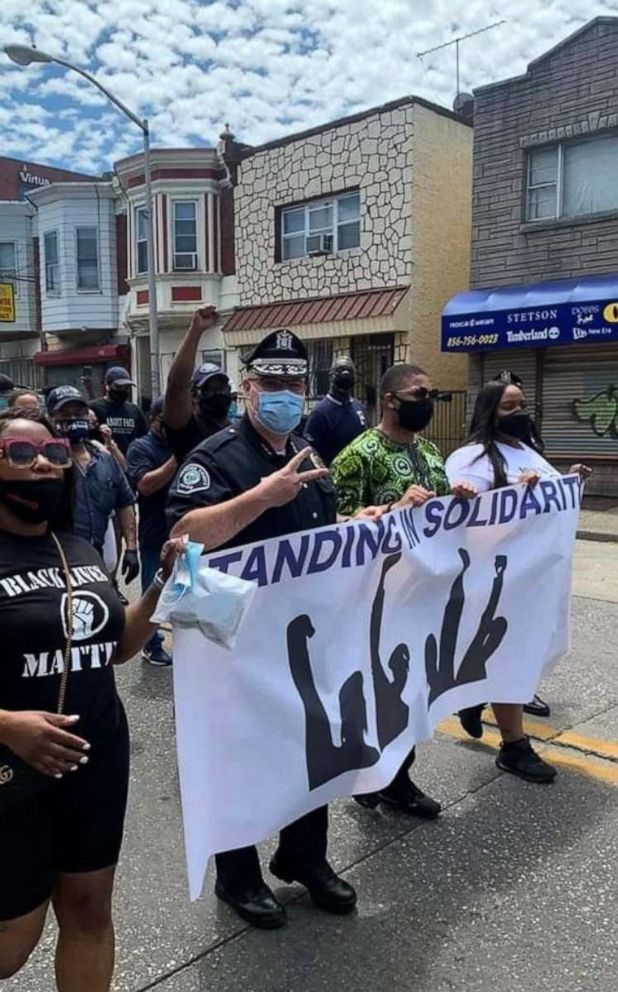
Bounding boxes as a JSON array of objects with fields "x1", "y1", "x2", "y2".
[{"x1": 0, "y1": 704, "x2": 130, "y2": 921}]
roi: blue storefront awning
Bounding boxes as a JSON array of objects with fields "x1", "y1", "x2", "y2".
[{"x1": 442, "y1": 273, "x2": 618, "y2": 353}]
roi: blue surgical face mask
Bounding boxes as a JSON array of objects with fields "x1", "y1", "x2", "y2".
[
  {"x1": 0, "y1": 397, "x2": 9, "y2": 412},
  {"x1": 255, "y1": 390, "x2": 304, "y2": 436}
]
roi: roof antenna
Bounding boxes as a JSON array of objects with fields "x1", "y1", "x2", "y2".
[{"x1": 417, "y1": 20, "x2": 506, "y2": 102}]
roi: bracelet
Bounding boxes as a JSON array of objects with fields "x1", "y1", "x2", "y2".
[{"x1": 151, "y1": 568, "x2": 167, "y2": 591}]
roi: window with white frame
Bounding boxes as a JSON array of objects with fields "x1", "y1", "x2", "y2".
[
  {"x1": 76, "y1": 227, "x2": 99, "y2": 291},
  {"x1": 526, "y1": 135, "x2": 618, "y2": 221},
  {"x1": 173, "y1": 201, "x2": 198, "y2": 270},
  {"x1": 44, "y1": 231, "x2": 60, "y2": 293},
  {"x1": 135, "y1": 207, "x2": 148, "y2": 275},
  {"x1": 281, "y1": 191, "x2": 361, "y2": 261},
  {"x1": 0, "y1": 242, "x2": 17, "y2": 297}
]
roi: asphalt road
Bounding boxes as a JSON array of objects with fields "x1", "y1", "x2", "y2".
[{"x1": 6, "y1": 540, "x2": 618, "y2": 992}]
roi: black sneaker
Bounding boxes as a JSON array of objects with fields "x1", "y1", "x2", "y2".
[
  {"x1": 459, "y1": 704, "x2": 485, "y2": 739},
  {"x1": 496, "y1": 737, "x2": 557, "y2": 784},
  {"x1": 142, "y1": 644, "x2": 172, "y2": 667}
]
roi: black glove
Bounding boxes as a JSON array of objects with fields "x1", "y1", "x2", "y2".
[{"x1": 121, "y1": 549, "x2": 140, "y2": 584}]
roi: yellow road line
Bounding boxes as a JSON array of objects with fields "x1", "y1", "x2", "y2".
[
  {"x1": 554, "y1": 731, "x2": 618, "y2": 762},
  {"x1": 436, "y1": 717, "x2": 618, "y2": 787},
  {"x1": 466, "y1": 711, "x2": 618, "y2": 760}
]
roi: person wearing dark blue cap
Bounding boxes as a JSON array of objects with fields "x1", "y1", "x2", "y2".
[
  {"x1": 162, "y1": 308, "x2": 233, "y2": 463},
  {"x1": 127, "y1": 399, "x2": 176, "y2": 666},
  {"x1": 91, "y1": 368, "x2": 147, "y2": 456},
  {"x1": 47, "y1": 386, "x2": 139, "y2": 585}
]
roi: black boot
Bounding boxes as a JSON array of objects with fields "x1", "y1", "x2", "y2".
[
  {"x1": 269, "y1": 857, "x2": 357, "y2": 915},
  {"x1": 377, "y1": 778, "x2": 441, "y2": 818},
  {"x1": 496, "y1": 736, "x2": 557, "y2": 784},
  {"x1": 215, "y1": 881, "x2": 287, "y2": 929}
]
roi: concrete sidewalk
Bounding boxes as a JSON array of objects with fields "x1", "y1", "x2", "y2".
[{"x1": 577, "y1": 498, "x2": 618, "y2": 543}]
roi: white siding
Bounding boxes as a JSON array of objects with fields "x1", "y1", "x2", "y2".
[
  {"x1": 0, "y1": 203, "x2": 37, "y2": 335},
  {"x1": 36, "y1": 192, "x2": 119, "y2": 333}
]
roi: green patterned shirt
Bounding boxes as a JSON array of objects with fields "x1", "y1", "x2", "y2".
[{"x1": 331, "y1": 427, "x2": 449, "y2": 516}]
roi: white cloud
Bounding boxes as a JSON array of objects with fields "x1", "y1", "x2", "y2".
[{"x1": 0, "y1": 0, "x2": 616, "y2": 173}]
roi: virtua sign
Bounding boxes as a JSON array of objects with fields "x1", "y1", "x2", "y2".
[{"x1": 19, "y1": 165, "x2": 51, "y2": 188}]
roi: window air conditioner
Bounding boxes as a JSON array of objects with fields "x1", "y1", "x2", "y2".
[{"x1": 306, "y1": 233, "x2": 333, "y2": 256}]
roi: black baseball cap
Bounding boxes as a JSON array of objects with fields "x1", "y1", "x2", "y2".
[
  {"x1": 0, "y1": 373, "x2": 14, "y2": 393},
  {"x1": 242, "y1": 329, "x2": 308, "y2": 377},
  {"x1": 105, "y1": 366, "x2": 135, "y2": 387},
  {"x1": 46, "y1": 386, "x2": 88, "y2": 414},
  {"x1": 191, "y1": 363, "x2": 229, "y2": 390}
]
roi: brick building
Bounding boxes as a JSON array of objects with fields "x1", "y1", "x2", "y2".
[
  {"x1": 442, "y1": 17, "x2": 618, "y2": 494},
  {"x1": 222, "y1": 97, "x2": 472, "y2": 434}
]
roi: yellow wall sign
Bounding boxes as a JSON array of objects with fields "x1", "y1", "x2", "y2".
[{"x1": 0, "y1": 283, "x2": 16, "y2": 323}]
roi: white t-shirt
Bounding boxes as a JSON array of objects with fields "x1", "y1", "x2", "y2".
[{"x1": 445, "y1": 442, "x2": 560, "y2": 492}]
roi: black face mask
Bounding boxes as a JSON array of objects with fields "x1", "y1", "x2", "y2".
[
  {"x1": 198, "y1": 392, "x2": 232, "y2": 420},
  {"x1": 396, "y1": 397, "x2": 434, "y2": 432},
  {"x1": 497, "y1": 410, "x2": 531, "y2": 440},
  {"x1": 0, "y1": 477, "x2": 65, "y2": 524},
  {"x1": 56, "y1": 419, "x2": 90, "y2": 443},
  {"x1": 332, "y1": 371, "x2": 355, "y2": 391},
  {"x1": 109, "y1": 388, "x2": 129, "y2": 404}
]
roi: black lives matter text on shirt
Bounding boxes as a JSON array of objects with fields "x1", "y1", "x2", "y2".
[
  {"x1": 90, "y1": 398, "x2": 147, "y2": 455},
  {"x1": 0, "y1": 532, "x2": 126, "y2": 743}
]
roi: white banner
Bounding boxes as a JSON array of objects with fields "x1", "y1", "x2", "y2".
[{"x1": 172, "y1": 477, "x2": 581, "y2": 899}]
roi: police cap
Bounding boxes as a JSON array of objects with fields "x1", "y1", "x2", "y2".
[{"x1": 242, "y1": 328, "x2": 308, "y2": 377}]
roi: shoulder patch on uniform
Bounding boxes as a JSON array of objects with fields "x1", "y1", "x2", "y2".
[{"x1": 177, "y1": 462, "x2": 211, "y2": 495}]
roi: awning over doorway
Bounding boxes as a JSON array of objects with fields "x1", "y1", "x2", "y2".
[
  {"x1": 34, "y1": 343, "x2": 130, "y2": 366},
  {"x1": 442, "y1": 273, "x2": 618, "y2": 353},
  {"x1": 223, "y1": 287, "x2": 409, "y2": 346}
]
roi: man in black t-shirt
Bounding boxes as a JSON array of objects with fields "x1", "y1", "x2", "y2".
[
  {"x1": 127, "y1": 399, "x2": 176, "y2": 667},
  {"x1": 304, "y1": 356, "x2": 367, "y2": 465},
  {"x1": 162, "y1": 308, "x2": 232, "y2": 463},
  {"x1": 91, "y1": 367, "x2": 147, "y2": 456}
]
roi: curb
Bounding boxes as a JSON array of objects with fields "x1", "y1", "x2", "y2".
[{"x1": 577, "y1": 529, "x2": 618, "y2": 544}]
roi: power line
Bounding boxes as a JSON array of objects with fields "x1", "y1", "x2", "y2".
[{"x1": 417, "y1": 20, "x2": 507, "y2": 96}]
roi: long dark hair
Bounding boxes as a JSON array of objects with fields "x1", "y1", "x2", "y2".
[
  {"x1": 466, "y1": 382, "x2": 545, "y2": 489},
  {"x1": 0, "y1": 409, "x2": 75, "y2": 531}
]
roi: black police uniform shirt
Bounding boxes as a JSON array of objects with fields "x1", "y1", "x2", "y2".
[
  {"x1": 127, "y1": 430, "x2": 173, "y2": 551},
  {"x1": 304, "y1": 395, "x2": 367, "y2": 466},
  {"x1": 166, "y1": 415, "x2": 336, "y2": 548},
  {"x1": 0, "y1": 531, "x2": 125, "y2": 744},
  {"x1": 90, "y1": 398, "x2": 147, "y2": 455}
]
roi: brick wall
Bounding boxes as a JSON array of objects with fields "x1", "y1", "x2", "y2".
[
  {"x1": 0, "y1": 157, "x2": 96, "y2": 201},
  {"x1": 471, "y1": 18, "x2": 618, "y2": 289}
]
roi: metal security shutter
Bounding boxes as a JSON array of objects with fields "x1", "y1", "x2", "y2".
[
  {"x1": 541, "y1": 345, "x2": 618, "y2": 459},
  {"x1": 481, "y1": 350, "x2": 539, "y2": 414}
]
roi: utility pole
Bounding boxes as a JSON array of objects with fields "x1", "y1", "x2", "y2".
[{"x1": 417, "y1": 20, "x2": 506, "y2": 96}]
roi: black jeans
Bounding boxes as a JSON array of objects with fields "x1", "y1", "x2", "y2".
[{"x1": 215, "y1": 805, "x2": 328, "y2": 895}]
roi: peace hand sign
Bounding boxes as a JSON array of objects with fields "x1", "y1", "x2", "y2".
[{"x1": 256, "y1": 447, "x2": 329, "y2": 509}]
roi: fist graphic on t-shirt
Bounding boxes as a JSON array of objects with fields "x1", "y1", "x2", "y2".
[{"x1": 72, "y1": 598, "x2": 96, "y2": 640}]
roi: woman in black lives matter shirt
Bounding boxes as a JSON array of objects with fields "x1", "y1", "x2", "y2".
[{"x1": 0, "y1": 410, "x2": 182, "y2": 990}]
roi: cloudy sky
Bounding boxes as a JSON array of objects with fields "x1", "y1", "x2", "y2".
[{"x1": 1, "y1": 0, "x2": 617, "y2": 174}]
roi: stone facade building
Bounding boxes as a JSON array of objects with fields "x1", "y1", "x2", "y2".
[
  {"x1": 224, "y1": 97, "x2": 472, "y2": 425},
  {"x1": 443, "y1": 17, "x2": 618, "y2": 494}
]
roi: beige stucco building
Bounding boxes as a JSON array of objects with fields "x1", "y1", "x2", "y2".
[{"x1": 222, "y1": 96, "x2": 473, "y2": 425}]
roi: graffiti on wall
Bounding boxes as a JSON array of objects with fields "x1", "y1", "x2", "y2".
[{"x1": 573, "y1": 386, "x2": 618, "y2": 438}]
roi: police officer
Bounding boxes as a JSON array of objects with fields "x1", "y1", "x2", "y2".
[
  {"x1": 304, "y1": 356, "x2": 367, "y2": 465},
  {"x1": 167, "y1": 329, "x2": 358, "y2": 930}
]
